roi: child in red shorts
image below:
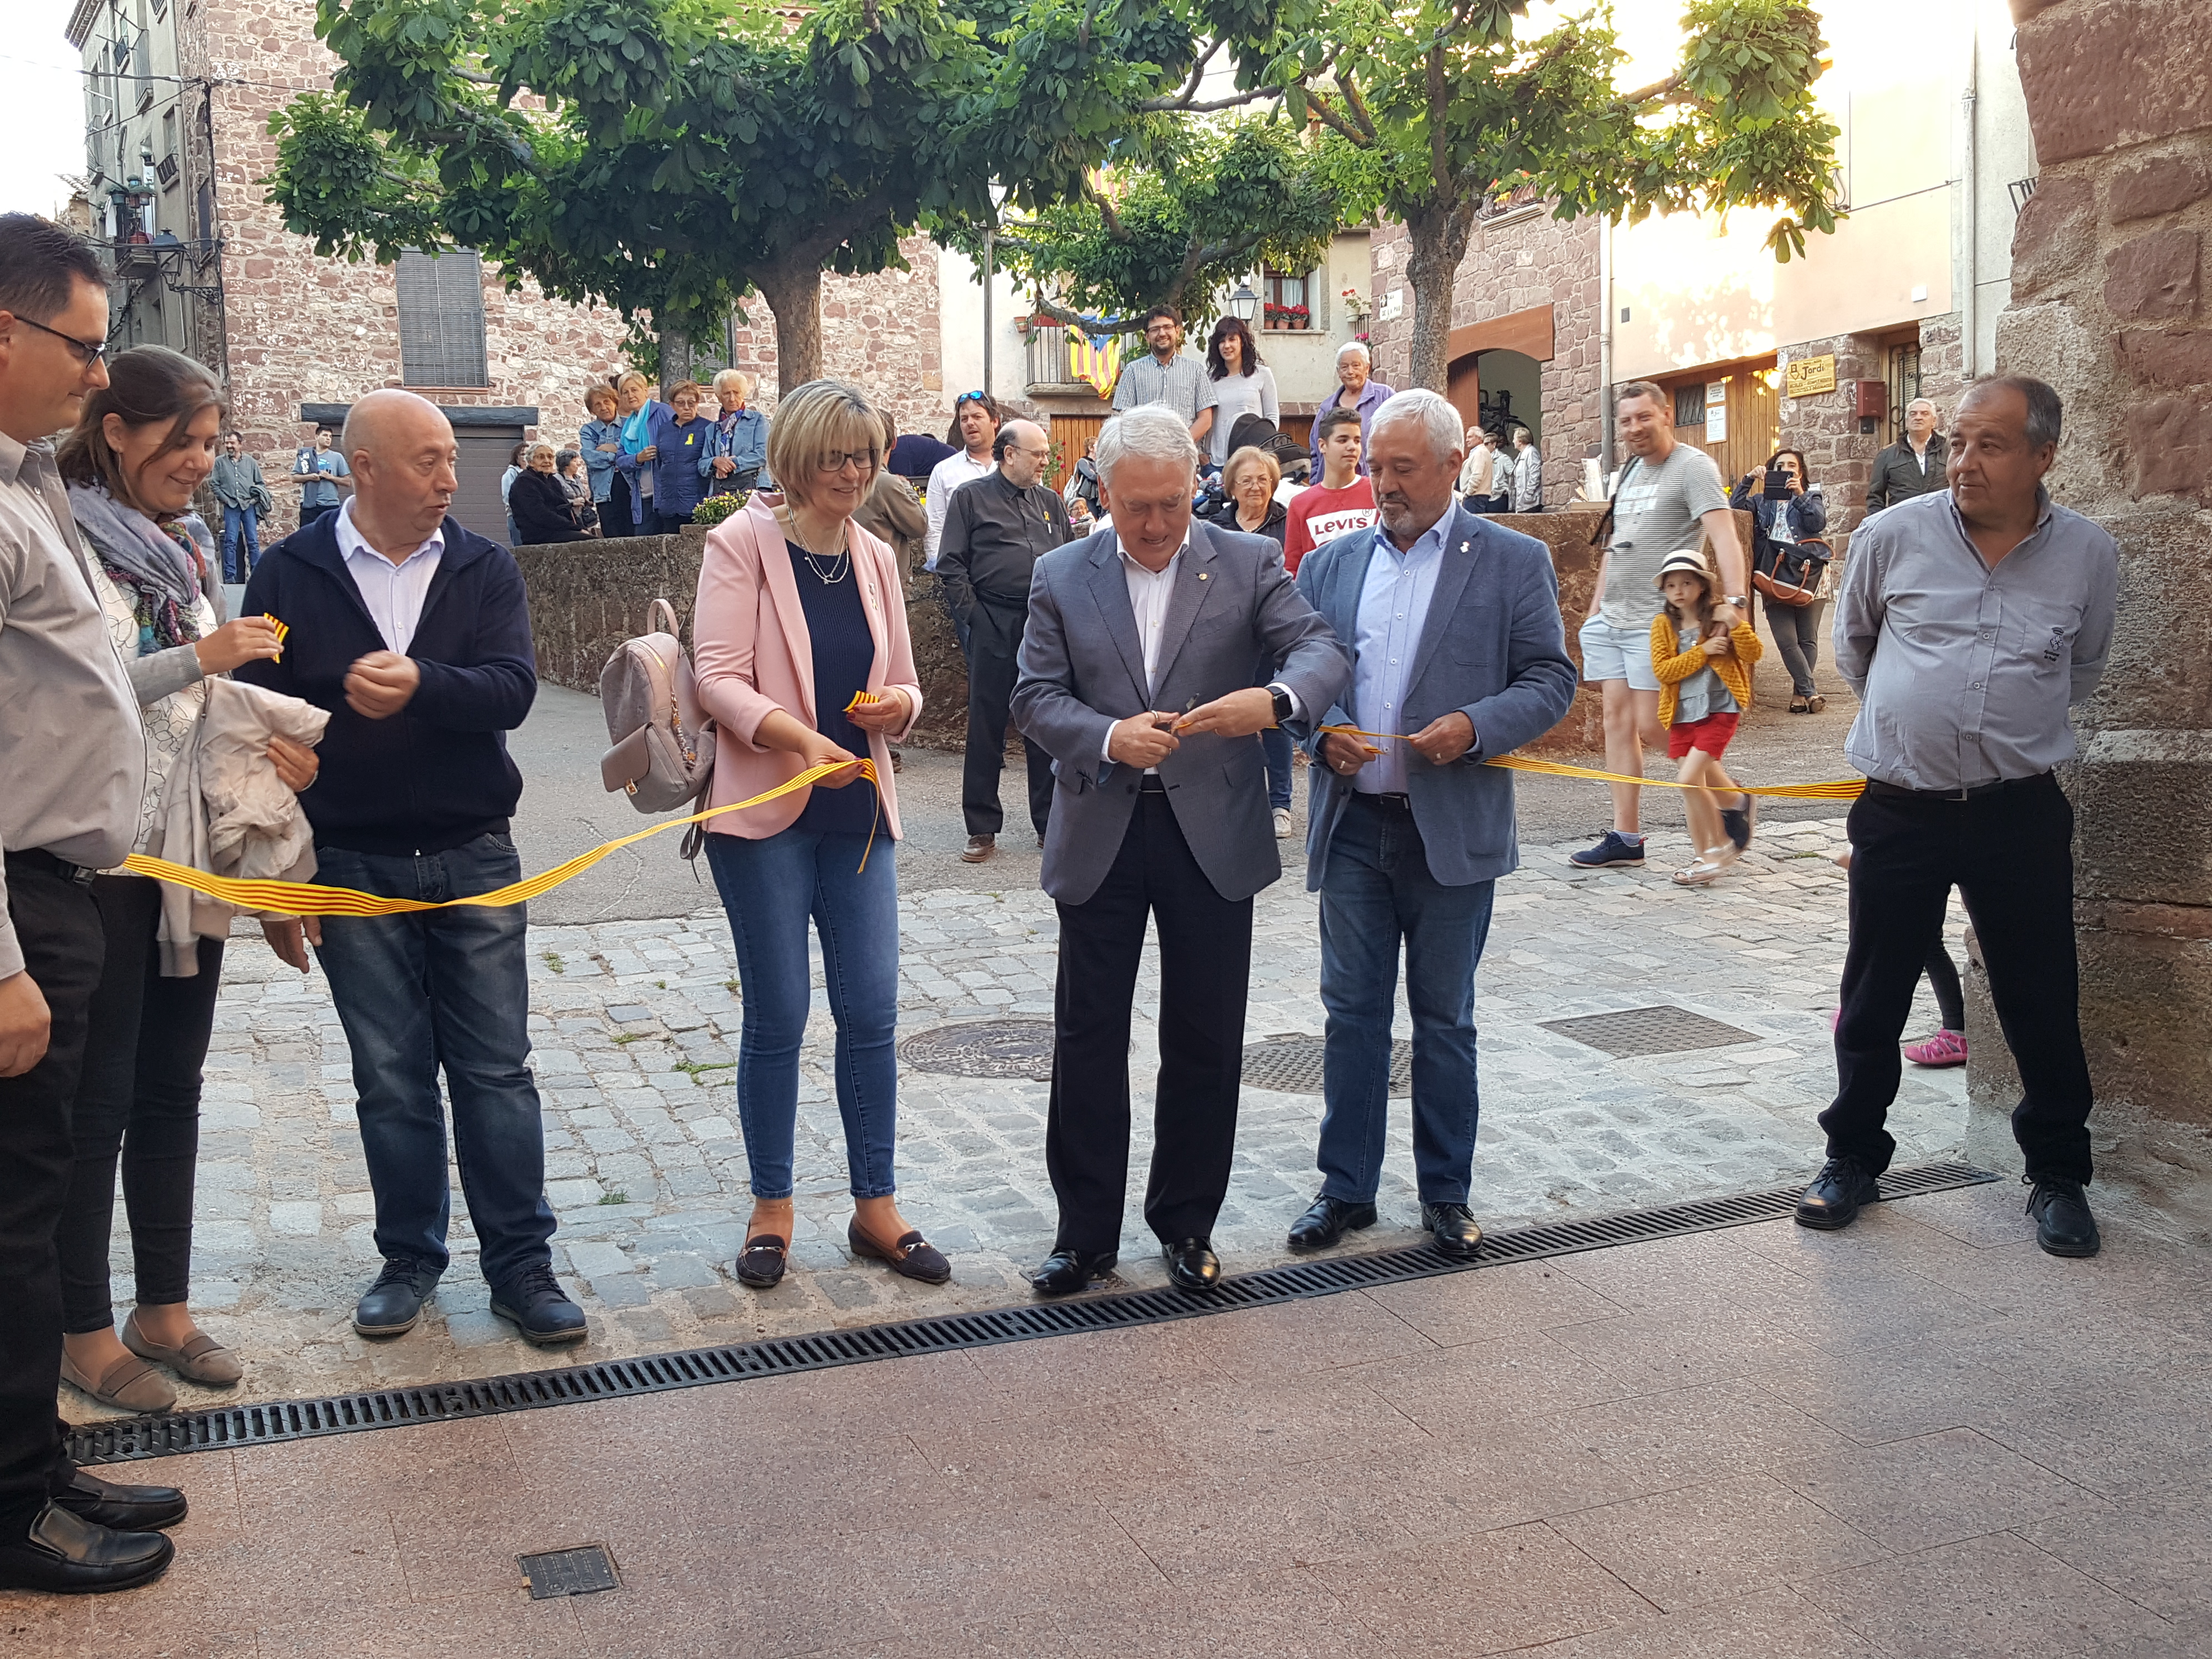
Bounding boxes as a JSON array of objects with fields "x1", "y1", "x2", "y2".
[{"x1": 1648, "y1": 550, "x2": 1763, "y2": 886}]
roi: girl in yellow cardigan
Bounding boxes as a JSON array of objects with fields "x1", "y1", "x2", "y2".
[{"x1": 1650, "y1": 550, "x2": 1763, "y2": 886}]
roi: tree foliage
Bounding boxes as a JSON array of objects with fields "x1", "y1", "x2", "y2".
[{"x1": 966, "y1": 117, "x2": 1364, "y2": 329}]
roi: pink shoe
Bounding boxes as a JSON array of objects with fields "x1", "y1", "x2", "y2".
[{"x1": 1904, "y1": 1028, "x2": 1968, "y2": 1068}]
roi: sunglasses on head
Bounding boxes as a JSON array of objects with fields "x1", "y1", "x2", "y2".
[{"x1": 954, "y1": 391, "x2": 989, "y2": 408}]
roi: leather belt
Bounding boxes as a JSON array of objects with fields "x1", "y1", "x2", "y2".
[
  {"x1": 1138, "y1": 776, "x2": 1168, "y2": 793},
  {"x1": 6, "y1": 847, "x2": 98, "y2": 886},
  {"x1": 1351, "y1": 791, "x2": 1414, "y2": 811},
  {"x1": 1864, "y1": 773, "x2": 2051, "y2": 804}
]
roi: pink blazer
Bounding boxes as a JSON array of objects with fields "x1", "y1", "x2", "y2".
[{"x1": 692, "y1": 491, "x2": 922, "y2": 840}]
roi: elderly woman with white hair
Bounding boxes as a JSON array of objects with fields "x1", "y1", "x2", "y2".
[
  {"x1": 509, "y1": 441, "x2": 590, "y2": 543},
  {"x1": 704, "y1": 369, "x2": 770, "y2": 497},
  {"x1": 691, "y1": 379, "x2": 943, "y2": 1293},
  {"x1": 1309, "y1": 340, "x2": 1395, "y2": 479}
]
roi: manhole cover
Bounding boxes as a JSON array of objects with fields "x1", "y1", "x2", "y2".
[
  {"x1": 1539, "y1": 1006, "x2": 1759, "y2": 1058},
  {"x1": 520, "y1": 1544, "x2": 620, "y2": 1598},
  {"x1": 1240, "y1": 1034, "x2": 1411, "y2": 1097},
  {"x1": 899, "y1": 1019, "x2": 1057, "y2": 1080}
]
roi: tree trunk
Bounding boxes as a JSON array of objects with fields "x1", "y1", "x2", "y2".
[
  {"x1": 1401, "y1": 195, "x2": 1479, "y2": 393},
  {"x1": 755, "y1": 259, "x2": 825, "y2": 395},
  {"x1": 657, "y1": 320, "x2": 696, "y2": 390}
]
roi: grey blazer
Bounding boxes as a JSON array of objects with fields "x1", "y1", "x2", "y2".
[
  {"x1": 1012, "y1": 519, "x2": 1350, "y2": 907},
  {"x1": 1294, "y1": 505, "x2": 1577, "y2": 891}
]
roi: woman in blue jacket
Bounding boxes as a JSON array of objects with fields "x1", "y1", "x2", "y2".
[
  {"x1": 646, "y1": 380, "x2": 710, "y2": 530},
  {"x1": 1731, "y1": 449, "x2": 1829, "y2": 713}
]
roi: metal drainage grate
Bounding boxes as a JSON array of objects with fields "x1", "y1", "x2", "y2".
[
  {"x1": 898, "y1": 1018, "x2": 1057, "y2": 1080},
  {"x1": 66, "y1": 1162, "x2": 1994, "y2": 1467},
  {"x1": 1540, "y1": 1005, "x2": 1762, "y2": 1058},
  {"x1": 520, "y1": 1544, "x2": 620, "y2": 1599},
  {"x1": 1241, "y1": 1033, "x2": 1411, "y2": 1097}
]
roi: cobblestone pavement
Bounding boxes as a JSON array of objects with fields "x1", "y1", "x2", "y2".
[{"x1": 63, "y1": 811, "x2": 1972, "y2": 1422}]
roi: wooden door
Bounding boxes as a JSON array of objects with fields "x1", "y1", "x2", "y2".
[{"x1": 1049, "y1": 413, "x2": 1107, "y2": 494}]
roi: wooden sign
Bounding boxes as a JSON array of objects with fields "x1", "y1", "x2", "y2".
[{"x1": 1785, "y1": 354, "x2": 1838, "y2": 397}]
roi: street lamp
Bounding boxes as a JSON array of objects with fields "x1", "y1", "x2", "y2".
[{"x1": 1229, "y1": 282, "x2": 1258, "y2": 324}]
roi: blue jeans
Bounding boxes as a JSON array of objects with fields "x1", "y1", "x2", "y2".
[
  {"x1": 220, "y1": 506, "x2": 259, "y2": 581},
  {"x1": 311, "y1": 833, "x2": 554, "y2": 1290},
  {"x1": 1261, "y1": 725, "x2": 1294, "y2": 812},
  {"x1": 705, "y1": 828, "x2": 900, "y2": 1200},
  {"x1": 1316, "y1": 796, "x2": 1496, "y2": 1205}
]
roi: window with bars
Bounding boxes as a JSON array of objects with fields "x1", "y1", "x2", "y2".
[
  {"x1": 396, "y1": 250, "x2": 490, "y2": 388},
  {"x1": 1886, "y1": 343, "x2": 1922, "y2": 445},
  {"x1": 1673, "y1": 383, "x2": 1707, "y2": 428}
]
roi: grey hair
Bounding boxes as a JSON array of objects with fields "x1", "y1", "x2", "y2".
[
  {"x1": 1906, "y1": 396, "x2": 1938, "y2": 415},
  {"x1": 1963, "y1": 375, "x2": 2062, "y2": 448},
  {"x1": 713, "y1": 369, "x2": 753, "y2": 400},
  {"x1": 1094, "y1": 405, "x2": 1199, "y2": 489},
  {"x1": 1366, "y1": 388, "x2": 1464, "y2": 462},
  {"x1": 1335, "y1": 340, "x2": 1372, "y2": 366}
]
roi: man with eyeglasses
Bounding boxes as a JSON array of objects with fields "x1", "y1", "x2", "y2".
[
  {"x1": 1111, "y1": 304, "x2": 1218, "y2": 454},
  {"x1": 937, "y1": 419, "x2": 1074, "y2": 862},
  {"x1": 0, "y1": 212, "x2": 188, "y2": 1595},
  {"x1": 924, "y1": 390, "x2": 1002, "y2": 651}
]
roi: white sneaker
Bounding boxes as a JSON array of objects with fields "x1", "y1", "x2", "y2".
[{"x1": 1273, "y1": 808, "x2": 1294, "y2": 839}]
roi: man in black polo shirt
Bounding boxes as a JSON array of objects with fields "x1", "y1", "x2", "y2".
[{"x1": 938, "y1": 418, "x2": 1073, "y2": 862}]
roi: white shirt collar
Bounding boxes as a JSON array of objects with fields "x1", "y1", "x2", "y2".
[{"x1": 334, "y1": 497, "x2": 445, "y2": 567}]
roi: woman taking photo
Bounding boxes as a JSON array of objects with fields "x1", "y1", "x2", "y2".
[
  {"x1": 691, "y1": 379, "x2": 947, "y2": 1291},
  {"x1": 511, "y1": 442, "x2": 590, "y2": 544},
  {"x1": 53, "y1": 346, "x2": 319, "y2": 1411},
  {"x1": 1204, "y1": 317, "x2": 1279, "y2": 470},
  {"x1": 1730, "y1": 448, "x2": 1830, "y2": 713},
  {"x1": 1205, "y1": 445, "x2": 1297, "y2": 837}
]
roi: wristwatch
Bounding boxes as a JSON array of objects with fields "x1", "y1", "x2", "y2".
[
  {"x1": 1726, "y1": 595, "x2": 1747, "y2": 609},
  {"x1": 1269, "y1": 684, "x2": 1295, "y2": 725}
]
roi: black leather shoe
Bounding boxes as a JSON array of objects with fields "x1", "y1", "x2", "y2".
[
  {"x1": 1420, "y1": 1201, "x2": 1484, "y2": 1258},
  {"x1": 1287, "y1": 1194, "x2": 1378, "y2": 1251},
  {"x1": 0, "y1": 1503, "x2": 173, "y2": 1595},
  {"x1": 1795, "y1": 1156, "x2": 1880, "y2": 1230},
  {"x1": 490, "y1": 1264, "x2": 589, "y2": 1345},
  {"x1": 1029, "y1": 1248, "x2": 1117, "y2": 1296},
  {"x1": 353, "y1": 1258, "x2": 439, "y2": 1338},
  {"x1": 52, "y1": 1467, "x2": 187, "y2": 1532},
  {"x1": 2027, "y1": 1176, "x2": 2101, "y2": 1258},
  {"x1": 1162, "y1": 1238, "x2": 1221, "y2": 1291}
]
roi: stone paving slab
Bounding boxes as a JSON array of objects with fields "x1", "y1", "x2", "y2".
[{"x1": 63, "y1": 817, "x2": 1970, "y2": 1420}]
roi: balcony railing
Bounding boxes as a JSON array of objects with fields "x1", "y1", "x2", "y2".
[{"x1": 1024, "y1": 326, "x2": 1108, "y2": 397}]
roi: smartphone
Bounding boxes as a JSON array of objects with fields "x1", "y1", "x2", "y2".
[{"x1": 1763, "y1": 467, "x2": 1792, "y2": 499}]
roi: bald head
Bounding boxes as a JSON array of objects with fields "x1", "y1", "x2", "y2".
[
  {"x1": 343, "y1": 388, "x2": 458, "y2": 559},
  {"x1": 996, "y1": 418, "x2": 1052, "y2": 490}
]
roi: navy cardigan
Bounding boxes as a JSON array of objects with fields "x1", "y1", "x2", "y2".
[{"x1": 237, "y1": 513, "x2": 537, "y2": 856}]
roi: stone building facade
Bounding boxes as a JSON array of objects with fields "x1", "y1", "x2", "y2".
[
  {"x1": 1363, "y1": 208, "x2": 1603, "y2": 509},
  {"x1": 1984, "y1": 0, "x2": 2212, "y2": 1235}
]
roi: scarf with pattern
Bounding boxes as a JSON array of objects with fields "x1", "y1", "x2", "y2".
[{"x1": 67, "y1": 482, "x2": 207, "y2": 654}]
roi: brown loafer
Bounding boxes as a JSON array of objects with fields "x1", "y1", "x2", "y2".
[
  {"x1": 122, "y1": 1312, "x2": 243, "y2": 1387},
  {"x1": 961, "y1": 833, "x2": 996, "y2": 863},
  {"x1": 847, "y1": 1220, "x2": 952, "y2": 1284},
  {"x1": 735, "y1": 1233, "x2": 788, "y2": 1289},
  {"x1": 60, "y1": 1349, "x2": 177, "y2": 1415}
]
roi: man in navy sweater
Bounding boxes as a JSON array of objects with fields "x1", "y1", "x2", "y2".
[{"x1": 242, "y1": 390, "x2": 585, "y2": 1346}]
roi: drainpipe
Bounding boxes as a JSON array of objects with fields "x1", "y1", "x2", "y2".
[
  {"x1": 982, "y1": 227, "x2": 995, "y2": 400},
  {"x1": 1598, "y1": 214, "x2": 1615, "y2": 480},
  {"x1": 1957, "y1": 19, "x2": 1978, "y2": 381}
]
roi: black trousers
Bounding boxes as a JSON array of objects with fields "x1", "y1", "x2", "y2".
[
  {"x1": 0, "y1": 855, "x2": 106, "y2": 1541},
  {"x1": 606, "y1": 473, "x2": 639, "y2": 539},
  {"x1": 1822, "y1": 775, "x2": 2093, "y2": 1182},
  {"x1": 1046, "y1": 792, "x2": 1253, "y2": 1253},
  {"x1": 961, "y1": 598, "x2": 1053, "y2": 839},
  {"x1": 57, "y1": 875, "x2": 223, "y2": 1334}
]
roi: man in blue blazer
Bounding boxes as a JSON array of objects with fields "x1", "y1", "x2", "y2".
[
  {"x1": 1013, "y1": 406, "x2": 1349, "y2": 1295},
  {"x1": 1286, "y1": 390, "x2": 1577, "y2": 1258}
]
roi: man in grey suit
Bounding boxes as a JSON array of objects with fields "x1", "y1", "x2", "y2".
[
  {"x1": 1285, "y1": 390, "x2": 1577, "y2": 1258},
  {"x1": 1012, "y1": 406, "x2": 1350, "y2": 1295}
]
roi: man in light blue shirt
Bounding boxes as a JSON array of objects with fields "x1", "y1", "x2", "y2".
[
  {"x1": 292, "y1": 425, "x2": 350, "y2": 528},
  {"x1": 1288, "y1": 390, "x2": 1576, "y2": 1260}
]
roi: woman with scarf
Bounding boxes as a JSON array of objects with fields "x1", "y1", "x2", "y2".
[
  {"x1": 52, "y1": 346, "x2": 320, "y2": 1412},
  {"x1": 611, "y1": 370, "x2": 663, "y2": 536}
]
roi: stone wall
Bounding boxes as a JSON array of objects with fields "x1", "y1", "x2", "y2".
[
  {"x1": 195, "y1": 2, "x2": 949, "y2": 538},
  {"x1": 1774, "y1": 319, "x2": 1967, "y2": 539},
  {"x1": 515, "y1": 514, "x2": 1613, "y2": 760},
  {"x1": 1988, "y1": 0, "x2": 2212, "y2": 1237},
  {"x1": 1365, "y1": 212, "x2": 1603, "y2": 508}
]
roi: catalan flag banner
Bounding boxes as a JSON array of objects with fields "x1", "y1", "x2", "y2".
[{"x1": 1067, "y1": 326, "x2": 1123, "y2": 399}]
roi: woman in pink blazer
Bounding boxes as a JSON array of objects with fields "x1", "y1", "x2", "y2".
[{"x1": 691, "y1": 380, "x2": 947, "y2": 1291}]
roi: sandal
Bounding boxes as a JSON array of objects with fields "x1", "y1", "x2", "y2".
[
  {"x1": 1671, "y1": 857, "x2": 1727, "y2": 887},
  {"x1": 1788, "y1": 696, "x2": 1809, "y2": 714},
  {"x1": 734, "y1": 1234, "x2": 788, "y2": 1289},
  {"x1": 847, "y1": 1220, "x2": 952, "y2": 1285},
  {"x1": 1805, "y1": 694, "x2": 1827, "y2": 713},
  {"x1": 60, "y1": 1349, "x2": 177, "y2": 1414},
  {"x1": 122, "y1": 1311, "x2": 243, "y2": 1387}
]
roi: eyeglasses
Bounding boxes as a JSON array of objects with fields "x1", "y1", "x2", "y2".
[
  {"x1": 816, "y1": 449, "x2": 880, "y2": 475},
  {"x1": 14, "y1": 314, "x2": 107, "y2": 370}
]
